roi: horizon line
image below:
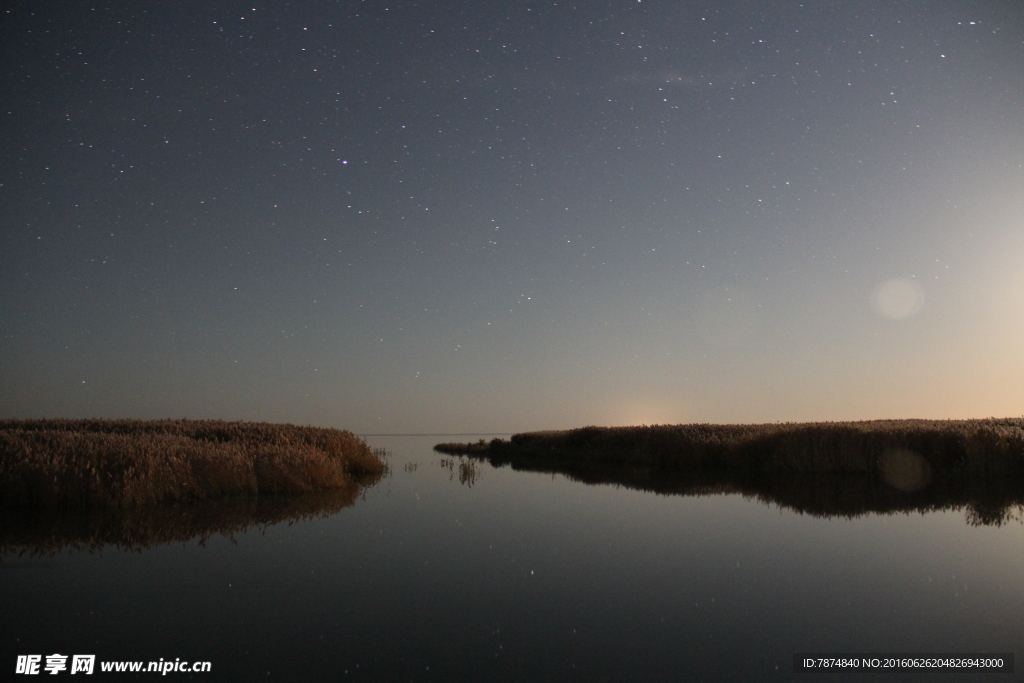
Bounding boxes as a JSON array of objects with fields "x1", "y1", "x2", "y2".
[{"x1": 357, "y1": 433, "x2": 514, "y2": 437}]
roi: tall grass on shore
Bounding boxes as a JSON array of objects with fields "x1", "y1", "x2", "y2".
[
  {"x1": 0, "y1": 419, "x2": 386, "y2": 508},
  {"x1": 437, "y1": 419, "x2": 1024, "y2": 475},
  {"x1": 436, "y1": 419, "x2": 1024, "y2": 525}
]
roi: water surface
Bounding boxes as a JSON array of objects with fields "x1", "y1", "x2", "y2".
[{"x1": 2, "y1": 435, "x2": 1021, "y2": 680}]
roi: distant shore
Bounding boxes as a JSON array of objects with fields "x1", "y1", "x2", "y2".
[
  {"x1": 0, "y1": 419, "x2": 386, "y2": 508},
  {"x1": 436, "y1": 419, "x2": 1024, "y2": 525},
  {"x1": 436, "y1": 419, "x2": 1024, "y2": 474}
]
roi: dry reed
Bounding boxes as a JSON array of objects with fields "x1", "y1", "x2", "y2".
[
  {"x1": 436, "y1": 419, "x2": 1024, "y2": 525},
  {"x1": 436, "y1": 418, "x2": 1024, "y2": 476},
  {"x1": 0, "y1": 419, "x2": 386, "y2": 508}
]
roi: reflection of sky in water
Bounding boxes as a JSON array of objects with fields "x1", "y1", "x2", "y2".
[{"x1": 2, "y1": 436, "x2": 1022, "y2": 680}]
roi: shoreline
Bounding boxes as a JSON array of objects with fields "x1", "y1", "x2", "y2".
[
  {"x1": 435, "y1": 418, "x2": 1024, "y2": 525},
  {"x1": 435, "y1": 418, "x2": 1024, "y2": 475}
]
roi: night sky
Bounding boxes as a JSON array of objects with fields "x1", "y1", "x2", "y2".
[{"x1": 2, "y1": 0, "x2": 1022, "y2": 433}]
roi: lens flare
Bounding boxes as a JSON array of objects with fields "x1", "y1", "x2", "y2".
[
  {"x1": 879, "y1": 448, "x2": 931, "y2": 492},
  {"x1": 871, "y1": 278, "x2": 924, "y2": 320}
]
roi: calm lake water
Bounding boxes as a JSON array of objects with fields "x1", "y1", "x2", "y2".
[{"x1": 2, "y1": 435, "x2": 1021, "y2": 681}]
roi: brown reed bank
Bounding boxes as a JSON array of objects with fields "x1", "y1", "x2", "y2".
[
  {"x1": 436, "y1": 419, "x2": 1024, "y2": 525},
  {"x1": 437, "y1": 419, "x2": 1024, "y2": 475},
  {"x1": 0, "y1": 419, "x2": 386, "y2": 508}
]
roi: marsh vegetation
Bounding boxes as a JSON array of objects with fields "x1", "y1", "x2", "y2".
[
  {"x1": 439, "y1": 456, "x2": 480, "y2": 487},
  {"x1": 0, "y1": 419, "x2": 386, "y2": 508},
  {"x1": 436, "y1": 419, "x2": 1024, "y2": 525}
]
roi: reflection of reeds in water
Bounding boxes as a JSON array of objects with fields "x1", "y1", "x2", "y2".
[
  {"x1": 1, "y1": 419, "x2": 386, "y2": 508},
  {"x1": 436, "y1": 419, "x2": 1024, "y2": 525},
  {"x1": 0, "y1": 488, "x2": 364, "y2": 557},
  {"x1": 439, "y1": 457, "x2": 480, "y2": 487}
]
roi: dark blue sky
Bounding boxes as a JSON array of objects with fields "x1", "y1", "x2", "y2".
[{"x1": 2, "y1": 0, "x2": 1022, "y2": 432}]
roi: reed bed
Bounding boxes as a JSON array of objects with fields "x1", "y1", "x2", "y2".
[
  {"x1": 0, "y1": 419, "x2": 386, "y2": 508},
  {"x1": 436, "y1": 419, "x2": 1024, "y2": 525},
  {"x1": 436, "y1": 418, "x2": 1024, "y2": 476}
]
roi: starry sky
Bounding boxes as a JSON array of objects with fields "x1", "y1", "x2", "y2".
[{"x1": 2, "y1": 0, "x2": 1022, "y2": 433}]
